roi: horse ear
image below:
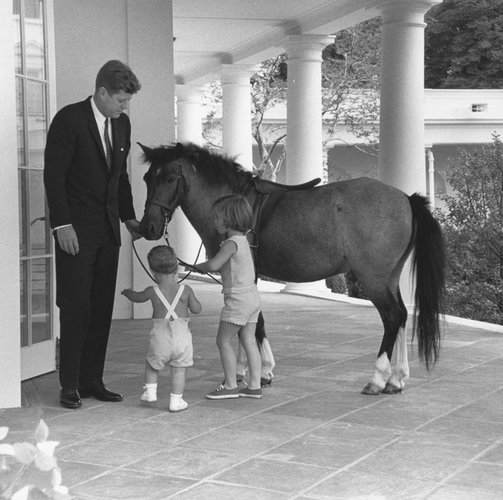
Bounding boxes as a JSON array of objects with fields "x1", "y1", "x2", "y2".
[
  {"x1": 137, "y1": 142, "x2": 152, "y2": 156},
  {"x1": 175, "y1": 142, "x2": 184, "y2": 155}
]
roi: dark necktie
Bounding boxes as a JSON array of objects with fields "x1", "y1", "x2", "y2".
[{"x1": 104, "y1": 118, "x2": 113, "y2": 172}]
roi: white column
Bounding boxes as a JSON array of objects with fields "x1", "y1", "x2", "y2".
[
  {"x1": 375, "y1": 0, "x2": 441, "y2": 309},
  {"x1": 283, "y1": 35, "x2": 332, "y2": 294},
  {"x1": 221, "y1": 64, "x2": 256, "y2": 171},
  {"x1": 175, "y1": 84, "x2": 204, "y2": 265},
  {"x1": 0, "y1": 0, "x2": 21, "y2": 408},
  {"x1": 426, "y1": 146, "x2": 435, "y2": 208},
  {"x1": 377, "y1": 0, "x2": 441, "y2": 194},
  {"x1": 127, "y1": 0, "x2": 176, "y2": 319},
  {"x1": 285, "y1": 35, "x2": 333, "y2": 183}
]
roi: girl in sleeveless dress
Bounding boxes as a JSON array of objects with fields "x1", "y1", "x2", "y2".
[{"x1": 195, "y1": 195, "x2": 263, "y2": 400}]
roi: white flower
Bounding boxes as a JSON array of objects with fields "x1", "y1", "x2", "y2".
[
  {"x1": 52, "y1": 467, "x2": 69, "y2": 495},
  {"x1": 11, "y1": 485, "x2": 31, "y2": 500},
  {"x1": 0, "y1": 419, "x2": 69, "y2": 498},
  {"x1": 0, "y1": 443, "x2": 15, "y2": 456},
  {"x1": 0, "y1": 426, "x2": 9, "y2": 440}
]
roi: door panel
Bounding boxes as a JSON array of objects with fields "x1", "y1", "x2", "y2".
[{"x1": 15, "y1": 0, "x2": 56, "y2": 381}]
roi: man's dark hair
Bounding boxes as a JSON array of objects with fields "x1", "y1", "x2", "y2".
[{"x1": 95, "y1": 60, "x2": 141, "y2": 94}]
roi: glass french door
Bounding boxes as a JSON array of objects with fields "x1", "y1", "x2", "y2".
[{"x1": 14, "y1": 0, "x2": 56, "y2": 380}]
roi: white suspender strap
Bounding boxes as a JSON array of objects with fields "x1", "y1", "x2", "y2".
[{"x1": 153, "y1": 285, "x2": 185, "y2": 320}]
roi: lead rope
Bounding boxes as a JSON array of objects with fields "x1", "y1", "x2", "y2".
[{"x1": 133, "y1": 211, "x2": 222, "y2": 285}]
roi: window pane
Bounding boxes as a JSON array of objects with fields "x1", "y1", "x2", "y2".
[
  {"x1": 20, "y1": 260, "x2": 28, "y2": 347},
  {"x1": 27, "y1": 80, "x2": 47, "y2": 168},
  {"x1": 31, "y1": 258, "x2": 51, "y2": 344},
  {"x1": 30, "y1": 170, "x2": 51, "y2": 255},
  {"x1": 19, "y1": 169, "x2": 28, "y2": 256},
  {"x1": 13, "y1": 0, "x2": 22, "y2": 74},
  {"x1": 24, "y1": 0, "x2": 45, "y2": 80},
  {"x1": 16, "y1": 77, "x2": 26, "y2": 166}
]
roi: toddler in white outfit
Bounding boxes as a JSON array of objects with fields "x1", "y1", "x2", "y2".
[{"x1": 122, "y1": 245, "x2": 201, "y2": 412}]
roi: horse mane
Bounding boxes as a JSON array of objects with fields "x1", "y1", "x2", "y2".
[{"x1": 143, "y1": 142, "x2": 256, "y2": 194}]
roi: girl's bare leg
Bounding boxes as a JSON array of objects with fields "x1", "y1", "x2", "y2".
[
  {"x1": 239, "y1": 323, "x2": 261, "y2": 390},
  {"x1": 216, "y1": 321, "x2": 240, "y2": 389},
  {"x1": 236, "y1": 341, "x2": 247, "y2": 379}
]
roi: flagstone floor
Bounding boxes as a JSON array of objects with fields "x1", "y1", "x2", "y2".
[{"x1": 1, "y1": 279, "x2": 503, "y2": 499}]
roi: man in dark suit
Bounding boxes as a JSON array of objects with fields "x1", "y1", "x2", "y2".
[{"x1": 44, "y1": 60, "x2": 142, "y2": 409}]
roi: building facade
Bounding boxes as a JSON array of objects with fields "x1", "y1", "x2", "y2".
[{"x1": 1, "y1": 0, "x2": 446, "y2": 408}]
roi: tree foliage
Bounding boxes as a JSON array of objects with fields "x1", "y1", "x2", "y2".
[
  {"x1": 202, "y1": 19, "x2": 382, "y2": 180},
  {"x1": 250, "y1": 55, "x2": 288, "y2": 180},
  {"x1": 425, "y1": 0, "x2": 503, "y2": 88},
  {"x1": 321, "y1": 18, "x2": 381, "y2": 151},
  {"x1": 436, "y1": 135, "x2": 503, "y2": 324}
]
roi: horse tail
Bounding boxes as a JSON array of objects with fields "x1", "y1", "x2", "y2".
[
  {"x1": 408, "y1": 193, "x2": 445, "y2": 370},
  {"x1": 255, "y1": 311, "x2": 265, "y2": 348}
]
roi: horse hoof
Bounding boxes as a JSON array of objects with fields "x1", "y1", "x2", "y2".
[
  {"x1": 261, "y1": 377, "x2": 272, "y2": 388},
  {"x1": 383, "y1": 382, "x2": 402, "y2": 395},
  {"x1": 361, "y1": 383, "x2": 382, "y2": 395}
]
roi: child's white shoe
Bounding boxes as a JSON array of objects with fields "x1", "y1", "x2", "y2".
[
  {"x1": 140, "y1": 384, "x2": 157, "y2": 403},
  {"x1": 169, "y1": 393, "x2": 188, "y2": 412}
]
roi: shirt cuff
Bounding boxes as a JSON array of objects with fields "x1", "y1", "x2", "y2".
[{"x1": 53, "y1": 224, "x2": 72, "y2": 231}]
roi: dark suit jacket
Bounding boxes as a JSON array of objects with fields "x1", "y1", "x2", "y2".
[{"x1": 44, "y1": 96, "x2": 136, "y2": 246}]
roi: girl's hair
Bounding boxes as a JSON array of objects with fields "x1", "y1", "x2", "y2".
[
  {"x1": 213, "y1": 194, "x2": 252, "y2": 232},
  {"x1": 147, "y1": 245, "x2": 178, "y2": 274}
]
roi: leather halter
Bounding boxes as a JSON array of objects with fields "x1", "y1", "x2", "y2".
[{"x1": 144, "y1": 158, "x2": 193, "y2": 224}]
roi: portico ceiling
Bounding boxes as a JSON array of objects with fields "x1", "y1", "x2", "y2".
[{"x1": 173, "y1": 0, "x2": 380, "y2": 85}]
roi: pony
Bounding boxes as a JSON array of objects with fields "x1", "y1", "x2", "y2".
[{"x1": 137, "y1": 142, "x2": 445, "y2": 395}]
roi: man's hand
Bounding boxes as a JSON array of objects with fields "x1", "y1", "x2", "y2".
[
  {"x1": 56, "y1": 225, "x2": 79, "y2": 255},
  {"x1": 124, "y1": 219, "x2": 143, "y2": 240}
]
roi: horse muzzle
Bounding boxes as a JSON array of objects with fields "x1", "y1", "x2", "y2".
[{"x1": 140, "y1": 205, "x2": 171, "y2": 240}]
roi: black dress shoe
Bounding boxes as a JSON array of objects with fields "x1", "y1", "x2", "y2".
[
  {"x1": 79, "y1": 385, "x2": 123, "y2": 402},
  {"x1": 60, "y1": 389, "x2": 82, "y2": 409}
]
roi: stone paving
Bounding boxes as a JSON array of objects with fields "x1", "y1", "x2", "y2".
[{"x1": 1, "y1": 279, "x2": 503, "y2": 499}]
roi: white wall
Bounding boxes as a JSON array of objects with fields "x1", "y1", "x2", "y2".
[
  {"x1": 126, "y1": 0, "x2": 176, "y2": 319},
  {"x1": 0, "y1": 0, "x2": 21, "y2": 408},
  {"x1": 53, "y1": 0, "x2": 175, "y2": 319}
]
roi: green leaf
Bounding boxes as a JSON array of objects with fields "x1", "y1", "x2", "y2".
[
  {"x1": 34, "y1": 420, "x2": 49, "y2": 443},
  {"x1": 0, "y1": 443, "x2": 14, "y2": 455},
  {"x1": 12, "y1": 442, "x2": 36, "y2": 465},
  {"x1": 11, "y1": 485, "x2": 31, "y2": 500},
  {"x1": 34, "y1": 452, "x2": 57, "y2": 472}
]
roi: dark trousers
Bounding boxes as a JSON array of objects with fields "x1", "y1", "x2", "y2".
[{"x1": 55, "y1": 230, "x2": 119, "y2": 390}]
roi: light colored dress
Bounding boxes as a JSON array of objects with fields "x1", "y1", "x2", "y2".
[
  {"x1": 147, "y1": 285, "x2": 193, "y2": 369},
  {"x1": 219, "y1": 234, "x2": 261, "y2": 325}
]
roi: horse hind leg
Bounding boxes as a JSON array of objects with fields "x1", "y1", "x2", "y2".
[
  {"x1": 361, "y1": 285, "x2": 408, "y2": 395},
  {"x1": 383, "y1": 290, "x2": 409, "y2": 394}
]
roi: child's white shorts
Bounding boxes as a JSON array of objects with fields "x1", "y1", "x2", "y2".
[
  {"x1": 147, "y1": 318, "x2": 193, "y2": 370},
  {"x1": 220, "y1": 286, "x2": 261, "y2": 326}
]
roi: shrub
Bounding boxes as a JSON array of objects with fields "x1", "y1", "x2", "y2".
[
  {"x1": 437, "y1": 134, "x2": 503, "y2": 324},
  {"x1": 0, "y1": 420, "x2": 70, "y2": 499}
]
